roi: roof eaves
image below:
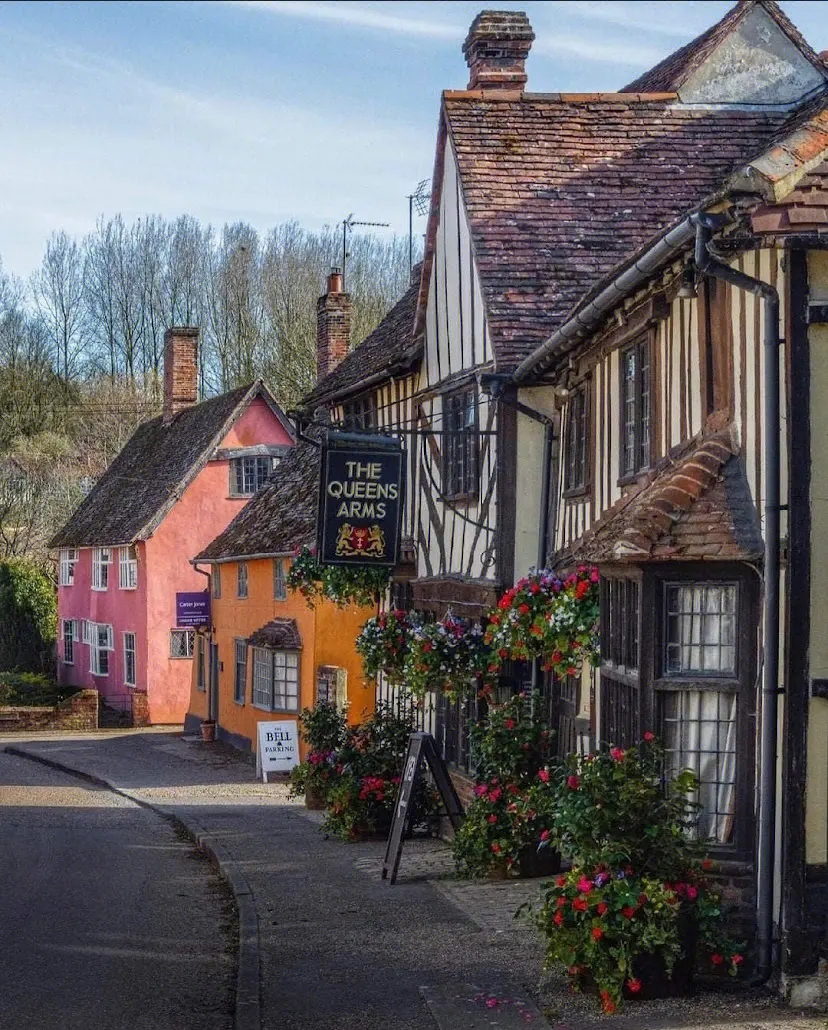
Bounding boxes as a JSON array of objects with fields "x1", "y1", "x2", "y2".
[{"x1": 729, "y1": 104, "x2": 828, "y2": 201}]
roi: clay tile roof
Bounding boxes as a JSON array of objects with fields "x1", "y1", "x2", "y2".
[
  {"x1": 49, "y1": 382, "x2": 287, "y2": 549},
  {"x1": 621, "y1": 1, "x2": 823, "y2": 95},
  {"x1": 195, "y1": 438, "x2": 319, "y2": 562},
  {"x1": 248, "y1": 618, "x2": 302, "y2": 651},
  {"x1": 560, "y1": 429, "x2": 763, "y2": 565},
  {"x1": 751, "y1": 156, "x2": 828, "y2": 232},
  {"x1": 442, "y1": 94, "x2": 793, "y2": 370},
  {"x1": 304, "y1": 271, "x2": 422, "y2": 408}
]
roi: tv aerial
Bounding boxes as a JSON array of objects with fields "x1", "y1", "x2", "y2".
[
  {"x1": 407, "y1": 179, "x2": 431, "y2": 273},
  {"x1": 340, "y1": 214, "x2": 390, "y2": 288}
]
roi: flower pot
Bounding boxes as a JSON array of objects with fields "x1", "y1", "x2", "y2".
[
  {"x1": 305, "y1": 784, "x2": 327, "y2": 810},
  {"x1": 200, "y1": 720, "x2": 216, "y2": 743},
  {"x1": 516, "y1": 844, "x2": 561, "y2": 879},
  {"x1": 486, "y1": 859, "x2": 510, "y2": 880}
]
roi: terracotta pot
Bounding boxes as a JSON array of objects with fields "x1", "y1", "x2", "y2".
[
  {"x1": 200, "y1": 720, "x2": 216, "y2": 743},
  {"x1": 486, "y1": 859, "x2": 510, "y2": 880}
]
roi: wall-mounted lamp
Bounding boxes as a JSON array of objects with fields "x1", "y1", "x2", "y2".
[{"x1": 677, "y1": 260, "x2": 697, "y2": 299}]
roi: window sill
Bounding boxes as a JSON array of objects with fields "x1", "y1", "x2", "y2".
[
  {"x1": 441, "y1": 493, "x2": 479, "y2": 506},
  {"x1": 563, "y1": 486, "x2": 590, "y2": 501},
  {"x1": 234, "y1": 699, "x2": 246, "y2": 707},
  {"x1": 90, "y1": 671, "x2": 109, "y2": 678},
  {"x1": 119, "y1": 585, "x2": 138, "y2": 592},
  {"x1": 169, "y1": 656, "x2": 194, "y2": 661},
  {"x1": 228, "y1": 493, "x2": 255, "y2": 500},
  {"x1": 63, "y1": 661, "x2": 74, "y2": 666},
  {"x1": 197, "y1": 685, "x2": 206, "y2": 692},
  {"x1": 91, "y1": 586, "x2": 108, "y2": 592},
  {"x1": 617, "y1": 469, "x2": 651, "y2": 489}
]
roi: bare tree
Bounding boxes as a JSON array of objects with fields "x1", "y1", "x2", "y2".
[{"x1": 31, "y1": 231, "x2": 87, "y2": 383}]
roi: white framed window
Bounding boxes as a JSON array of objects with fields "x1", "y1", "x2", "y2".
[
  {"x1": 252, "y1": 647, "x2": 299, "y2": 712},
  {"x1": 91, "y1": 547, "x2": 112, "y2": 590},
  {"x1": 170, "y1": 629, "x2": 195, "y2": 659},
  {"x1": 123, "y1": 631, "x2": 136, "y2": 687},
  {"x1": 273, "y1": 559, "x2": 287, "y2": 601},
  {"x1": 230, "y1": 455, "x2": 273, "y2": 497},
  {"x1": 81, "y1": 619, "x2": 91, "y2": 645},
  {"x1": 62, "y1": 619, "x2": 78, "y2": 665},
  {"x1": 59, "y1": 549, "x2": 78, "y2": 587},
  {"x1": 234, "y1": 639, "x2": 247, "y2": 704},
  {"x1": 212, "y1": 565, "x2": 222, "y2": 599},
  {"x1": 119, "y1": 545, "x2": 138, "y2": 590},
  {"x1": 89, "y1": 622, "x2": 114, "y2": 676},
  {"x1": 197, "y1": 634, "x2": 206, "y2": 691},
  {"x1": 237, "y1": 562, "x2": 248, "y2": 599}
]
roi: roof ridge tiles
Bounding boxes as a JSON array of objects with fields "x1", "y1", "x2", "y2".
[{"x1": 442, "y1": 90, "x2": 678, "y2": 103}]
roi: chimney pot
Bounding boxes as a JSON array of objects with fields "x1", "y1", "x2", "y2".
[
  {"x1": 163, "y1": 327, "x2": 199, "y2": 424},
  {"x1": 328, "y1": 266, "x2": 343, "y2": 294},
  {"x1": 463, "y1": 10, "x2": 534, "y2": 92}
]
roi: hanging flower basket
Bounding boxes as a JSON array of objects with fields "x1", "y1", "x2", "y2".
[
  {"x1": 485, "y1": 566, "x2": 600, "y2": 679},
  {"x1": 403, "y1": 615, "x2": 488, "y2": 699},
  {"x1": 286, "y1": 546, "x2": 390, "y2": 608},
  {"x1": 355, "y1": 609, "x2": 416, "y2": 685}
]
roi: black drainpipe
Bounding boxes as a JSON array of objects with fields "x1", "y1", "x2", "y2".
[{"x1": 691, "y1": 213, "x2": 781, "y2": 982}]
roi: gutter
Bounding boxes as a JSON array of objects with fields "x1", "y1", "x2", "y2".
[
  {"x1": 690, "y1": 213, "x2": 781, "y2": 984},
  {"x1": 513, "y1": 216, "x2": 698, "y2": 382}
]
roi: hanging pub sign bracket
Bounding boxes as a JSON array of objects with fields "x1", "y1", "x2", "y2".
[
  {"x1": 382, "y1": 732, "x2": 464, "y2": 885},
  {"x1": 317, "y1": 431, "x2": 405, "y2": 568}
]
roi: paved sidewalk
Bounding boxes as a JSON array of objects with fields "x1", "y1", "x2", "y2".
[{"x1": 4, "y1": 730, "x2": 824, "y2": 1030}]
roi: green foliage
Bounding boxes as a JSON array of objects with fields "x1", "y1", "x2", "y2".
[
  {"x1": 0, "y1": 671, "x2": 71, "y2": 707},
  {"x1": 470, "y1": 691, "x2": 553, "y2": 784},
  {"x1": 523, "y1": 739, "x2": 744, "y2": 1012},
  {"x1": 287, "y1": 547, "x2": 389, "y2": 608},
  {"x1": 403, "y1": 615, "x2": 488, "y2": 699},
  {"x1": 355, "y1": 608, "x2": 413, "y2": 684},
  {"x1": 0, "y1": 558, "x2": 56, "y2": 673}
]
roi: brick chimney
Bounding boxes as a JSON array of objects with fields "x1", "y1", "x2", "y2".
[
  {"x1": 163, "y1": 327, "x2": 199, "y2": 423},
  {"x1": 316, "y1": 267, "x2": 351, "y2": 381},
  {"x1": 463, "y1": 10, "x2": 534, "y2": 92}
]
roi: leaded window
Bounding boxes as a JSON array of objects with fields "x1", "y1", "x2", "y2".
[
  {"x1": 564, "y1": 381, "x2": 590, "y2": 492},
  {"x1": 170, "y1": 629, "x2": 195, "y2": 659},
  {"x1": 237, "y1": 562, "x2": 248, "y2": 599},
  {"x1": 231, "y1": 456, "x2": 273, "y2": 496},
  {"x1": 599, "y1": 576, "x2": 641, "y2": 748},
  {"x1": 620, "y1": 337, "x2": 651, "y2": 477},
  {"x1": 252, "y1": 648, "x2": 299, "y2": 712},
  {"x1": 442, "y1": 388, "x2": 478, "y2": 500},
  {"x1": 273, "y1": 559, "x2": 287, "y2": 601},
  {"x1": 342, "y1": 394, "x2": 377, "y2": 432}
]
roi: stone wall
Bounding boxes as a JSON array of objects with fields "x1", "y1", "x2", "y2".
[{"x1": 0, "y1": 689, "x2": 99, "y2": 732}]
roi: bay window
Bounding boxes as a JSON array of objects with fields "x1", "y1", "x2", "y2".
[{"x1": 252, "y1": 648, "x2": 299, "y2": 712}]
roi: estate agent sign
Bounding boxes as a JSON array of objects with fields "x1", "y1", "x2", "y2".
[
  {"x1": 256, "y1": 720, "x2": 299, "y2": 782},
  {"x1": 318, "y1": 432, "x2": 405, "y2": 567},
  {"x1": 176, "y1": 591, "x2": 211, "y2": 627}
]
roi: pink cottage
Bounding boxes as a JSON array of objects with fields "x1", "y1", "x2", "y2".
[{"x1": 50, "y1": 328, "x2": 294, "y2": 724}]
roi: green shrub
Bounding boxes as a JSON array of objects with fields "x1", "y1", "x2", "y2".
[
  {"x1": 289, "y1": 702, "x2": 349, "y2": 801},
  {"x1": 0, "y1": 671, "x2": 71, "y2": 706},
  {"x1": 0, "y1": 559, "x2": 57, "y2": 674}
]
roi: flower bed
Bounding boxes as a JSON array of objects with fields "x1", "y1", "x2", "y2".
[{"x1": 485, "y1": 566, "x2": 599, "y2": 678}]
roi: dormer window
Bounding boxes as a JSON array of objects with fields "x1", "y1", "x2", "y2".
[
  {"x1": 230, "y1": 456, "x2": 274, "y2": 497},
  {"x1": 92, "y1": 547, "x2": 112, "y2": 591}
]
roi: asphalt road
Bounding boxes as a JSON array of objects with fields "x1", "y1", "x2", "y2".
[{"x1": 0, "y1": 750, "x2": 234, "y2": 1030}]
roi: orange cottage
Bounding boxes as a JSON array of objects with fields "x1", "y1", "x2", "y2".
[{"x1": 187, "y1": 439, "x2": 375, "y2": 755}]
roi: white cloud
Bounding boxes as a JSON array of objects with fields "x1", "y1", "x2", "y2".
[
  {"x1": 545, "y1": 1, "x2": 697, "y2": 37},
  {"x1": 225, "y1": 0, "x2": 462, "y2": 39},
  {"x1": 533, "y1": 32, "x2": 665, "y2": 68}
]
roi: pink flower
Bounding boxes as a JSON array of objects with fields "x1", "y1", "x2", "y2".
[
  {"x1": 540, "y1": 829, "x2": 551, "y2": 842},
  {"x1": 474, "y1": 783, "x2": 488, "y2": 797},
  {"x1": 610, "y1": 747, "x2": 625, "y2": 762},
  {"x1": 577, "y1": 877, "x2": 593, "y2": 894},
  {"x1": 643, "y1": 731, "x2": 655, "y2": 742},
  {"x1": 489, "y1": 787, "x2": 502, "y2": 802},
  {"x1": 711, "y1": 953, "x2": 724, "y2": 966},
  {"x1": 485, "y1": 997, "x2": 499, "y2": 1009},
  {"x1": 487, "y1": 814, "x2": 498, "y2": 824},
  {"x1": 537, "y1": 768, "x2": 550, "y2": 783},
  {"x1": 686, "y1": 885, "x2": 698, "y2": 900},
  {"x1": 504, "y1": 718, "x2": 515, "y2": 730},
  {"x1": 627, "y1": 978, "x2": 642, "y2": 994},
  {"x1": 566, "y1": 775, "x2": 580, "y2": 790}
]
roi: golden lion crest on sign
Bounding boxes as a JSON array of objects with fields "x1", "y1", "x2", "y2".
[{"x1": 335, "y1": 523, "x2": 386, "y2": 558}]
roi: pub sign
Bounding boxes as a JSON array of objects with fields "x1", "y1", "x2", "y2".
[{"x1": 318, "y1": 432, "x2": 405, "y2": 567}]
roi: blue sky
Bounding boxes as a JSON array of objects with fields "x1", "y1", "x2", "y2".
[{"x1": 0, "y1": 1, "x2": 825, "y2": 277}]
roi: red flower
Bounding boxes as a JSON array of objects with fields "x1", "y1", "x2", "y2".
[
  {"x1": 610, "y1": 747, "x2": 625, "y2": 762},
  {"x1": 540, "y1": 829, "x2": 551, "y2": 842},
  {"x1": 622, "y1": 906, "x2": 635, "y2": 919},
  {"x1": 577, "y1": 877, "x2": 593, "y2": 894},
  {"x1": 553, "y1": 911, "x2": 564, "y2": 926},
  {"x1": 498, "y1": 649, "x2": 509, "y2": 659},
  {"x1": 572, "y1": 898, "x2": 588, "y2": 912},
  {"x1": 711, "y1": 953, "x2": 724, "y2": 966},
  {"x1": 504, "y1": 718, "x2": 515, "y2": 730},
  {"x1": 686, "y1": 885, "x2": 698, "y2": 900},
  {"x1": 551, "y1": 650, "x2": 562, "y2": 664},
  {"x1": 575, "y1": 581, "x2": 590, "y2": 600},
  {"x1": 489, "y1": 614, "x2": 501, "y2": 626},
  {"x1": 490, "y1": 843, "x2": 502, "y2": 854},
  {"x1": 474, "y1": 783, "x2": 488, "y2": 797},
  {"x1": 602, "y1": 999, "x2": 616, "y2": 1014},
  {"x1": 627, "y1": 978, "x2": 642, "y2": 994},
  {"x1": 643, "y1": 731, "x2": 655, "y2": 742},
  {"x1": 518, "y1": 603, "x2": 530, "y2": 614},
  {"x1": 422, "y1": 642, "x2": 433, "y2": 653},
  {"x1": 591, "y1": 927, "x2": 604, "y2": 940},
  {"x1": 596, "y1": 902, "x2": 608, "y2": 916},
  {"x1": 489, "y1": 787, "x2": 502, "y2": 802},
  {"x1": 530, "y1": 583, "x2": 540, "y2": 594},
  {"x1": 556, "y1": 897, "x2": 567, "y2": 909},
  {"x1": 487, "y1": 814, "x2": 498, "y2": 824},
  {"x1": 566, "y1": 666, "x2": 577, "y2": 677},
  {"x1": 732, "y1": 954, "x2": 744, "y2": 965},
  {"x1": 702, "y1": 858, "x2": 714, "y2": 871},
  {"x1": 637, "y1": 893, "x2": 648, "y2": 907},
  {"x1": 555, "y1": 875, "x2": 566, "y2": 887},
  {"x1": 537, "y1": 768, "x2": 550, "y2": 783}
]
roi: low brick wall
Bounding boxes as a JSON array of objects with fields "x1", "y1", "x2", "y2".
[{"x1": 0, "y1": 689, "x2": 99, "y2": 732}]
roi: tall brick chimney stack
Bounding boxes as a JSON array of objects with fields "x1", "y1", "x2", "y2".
[
  {"x1": 463, "y1": 10, "x2": 534, "y2": 92},
  {"x1": 316, "y1": 267, "x2": 351, "y2": 382},
  {"x1": 163, "y1": 327, "x2": 199, "y2": 424}
]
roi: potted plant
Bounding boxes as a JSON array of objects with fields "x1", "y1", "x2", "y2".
[
  {"x1": 200, "y1": 719, "x2": 216, "y2": 743},
  {"x1": 522, "y1": 738, "x2": 744, "y2": 1013},
  {"x1": 287, "y1": 546, "x2": 390, "y2": 608},
  {"x1": 485, "y1": 566, "x2": 599, "y2": 678},
  {"x1": 452, "y1": 692, "x2": 559, "y2": 878},
  {"x1": 289, "y1": 702, "x2": 348, "y2": 809}
]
